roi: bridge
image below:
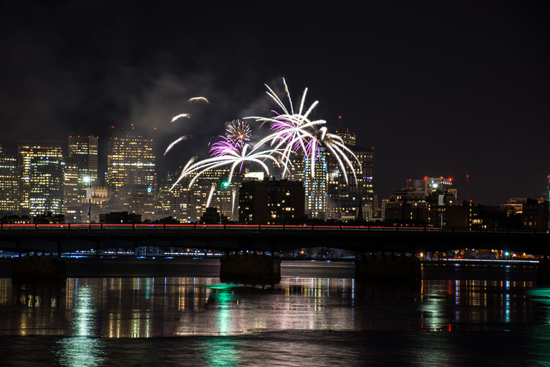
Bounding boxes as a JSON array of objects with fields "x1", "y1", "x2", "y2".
[{"x1": 1, "y1": 223, "x2": 549, "y2": 255}]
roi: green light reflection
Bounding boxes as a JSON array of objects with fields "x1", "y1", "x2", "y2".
[{"x1": 199, "y1": 283, "x2": 241, "y2": 366}]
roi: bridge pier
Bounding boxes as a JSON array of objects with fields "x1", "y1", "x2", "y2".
[
  {"x1": 220, "y1": 253, "x2": 281, "y2": 282},
  {"x1": 537, "y1": 257, "x2": 550, "y2": 284},
  {"x1": 355, "y1": 253, "x2": 421, "y2": 280},
  {"x1": 12, "y1": 254, "x2": 67, "y2": 278}
]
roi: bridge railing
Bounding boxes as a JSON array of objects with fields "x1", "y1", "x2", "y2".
[{"x1": 0, "y1": 223, "x2": 547, "y2": 234}]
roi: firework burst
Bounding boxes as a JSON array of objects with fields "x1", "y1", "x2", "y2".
[
  {"x1": 247, "y1": 79, "x2": 361, "y2": 183},
  {"x1": 172, "y1": 143, "x2": 289, "y2": 189},
  {"x1": 168, "y1": 79, "x2": 361, "y2": 193},
  {"x1": 226, "y1": 120, "x2": 251, "y2": 147}
]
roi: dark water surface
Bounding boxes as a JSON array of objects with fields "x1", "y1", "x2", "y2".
[{"x1": 0, "y1": 258, "x2": 549, "y2": 366}]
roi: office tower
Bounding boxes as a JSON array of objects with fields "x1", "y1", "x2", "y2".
[
  {"x1": 65, "y1": 136, "x2": 99, "y2": 222},
  {"x1": 68, "y1": 136, "x2": 99, "y2": 184},
  {"x1": 186, "y1": 167, "x2": 239, "y2": 222},
  {"x1": 28, "y1": 156, "x2": 65, "y2": 216},
  {"x1": 18, "y1": 140, "x2": 64, "y2": 215},
  {"x1": 335, "y1": 128, "x2": 356, "y2": 146},
  {"x1": 382, "y1": 176, "x2": 455, "y2": 226},
  {"x1": 0, "y1": 144, "x2": 18, "y2": 215},
  {"x1": 105, "y1": 134, "x2": 158, "y2": 219},
  {"x1": 327, "y1": 132, "x2": 375, "y2": 221},
  {"x1": 239, "y1": 179, "x2": 305, "y2": 224},
  {"x1": 289, "y1": 148, "x2": 330, "y2": 220},
  {"x1": 106, "y1": 135, "x2": 155, "y2": 189}
]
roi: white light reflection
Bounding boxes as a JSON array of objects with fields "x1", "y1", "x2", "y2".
[{"x1": 57, "y1": 285, "x2": 106, "y2": 366}]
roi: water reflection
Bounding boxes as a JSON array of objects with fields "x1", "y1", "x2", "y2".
[
  {"x1": 0, "y1": 265, "x2": 549, "y2": 339},
  {"x1": 57, "y1": 284, "x2": 106, "y2": 367}
]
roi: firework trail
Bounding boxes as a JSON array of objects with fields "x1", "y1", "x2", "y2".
[
  {"x1": 188, "y1": 97, "x2": 210, "y2": 104},
  {"x1": 226, "y1": 120, "x2": 251, "y2": 147},
  {"x1": 206, "y1": 183, "x2": 216, "y2": 208},
  {"x1": 164, "y1": 135, "x2": 189, "y2": 157},
  {"x1": 170, "y1": 155, "x2": 198, "y2": 191},
  {"x1": 172, "y1": 143, "x2": 289, "y2": 189},
  {"x1": 247, "y1": 79, "x2": 361, "y2": 184},
  {"x1": 231, "y1": 187, "x2": 237, "y2": 220},
  {"x1": 170, "y1": 113, "x2": 191, "y2": 123}
]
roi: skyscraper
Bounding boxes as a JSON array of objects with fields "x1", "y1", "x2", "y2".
[
  {"x1": 0, "y1": 144, "x2": 18, "y2": 215},
  {"x1": 292, "y1": 149, "x2": 330, "y2": 220},
  {"x1": 18, "y1": 140, "x2": 64, "y2": 215},
  {"x1": 68, "y1": 136, "x2": 99, "y2": 184},
  {"x1": 106, "y1": 135, "x2": 155, "y2": 189},
  {"x1": 327, "y1": 131, "x2": 375, "y2": 221},
  {"x1": 65, "y1": 136, "x2": 99, "y2": 221},
  {"x1": 106, "y1": 134, "x2": 157, "y2": 219},
  {"x1": 28, "y1": 156, "x2": 65, "y2": 216}
]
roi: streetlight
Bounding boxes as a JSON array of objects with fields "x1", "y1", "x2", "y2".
[
  {"x1": 83, "y1": 175, "x2": 91, "y2": 224},
  {"x1": 220, "y1": 180, "x2": 229, "y2": 225}
]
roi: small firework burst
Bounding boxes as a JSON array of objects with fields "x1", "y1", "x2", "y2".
[{"x1": 226, "y1": 120, "x2": 251, "y2": 147}]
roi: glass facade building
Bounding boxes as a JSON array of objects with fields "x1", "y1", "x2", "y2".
[
  {"x1": 0, "y1": 145, "x2": 18, "y2": 214},
  {"x1": 17, "y1": 140, "x2": 64, "y2": 215}
]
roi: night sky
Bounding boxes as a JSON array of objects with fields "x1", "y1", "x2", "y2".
[{"x1": 0, "y1": 1, "x2": 548, "y2": 205}]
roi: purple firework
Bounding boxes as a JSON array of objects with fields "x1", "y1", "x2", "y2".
[{"x1": 210, "y1": 136, "x2": 240, "y2": 157}]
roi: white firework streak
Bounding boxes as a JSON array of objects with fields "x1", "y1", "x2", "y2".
[
  {"x1": 253, "y1": 120, "x2": 324, "y2": 178},
  {"x1": 248, "y1": 78, "x2": 362, "y2": 184},
  {"x1": 188, "y1": 97, "x2": 210, "y2": 104},
  {"x1": 206, "y1": 183, "x2": 216, "y2": 208},
  {"x1": 170, "y1": 113, "x2": 190, "y2": 123},
  {"x1": 321, "y1": 132, "x2": 361, "y2": 184},
  {"x1": 231, "y1": 187, "x2": 237, "y2": 220},
  {"x1": 163, "y1": 135, "x2": 189, "y2": 157},
  {"x1": 170, "y1": 155, "x2": 198, "y2": 191},
  {"x1": 172, "y1": 144, "x2": 289, "y2": 189}
]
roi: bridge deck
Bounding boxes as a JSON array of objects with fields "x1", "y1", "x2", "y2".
[{"x1": 1, "y1": 224, "x2": 548, "y2": 254}]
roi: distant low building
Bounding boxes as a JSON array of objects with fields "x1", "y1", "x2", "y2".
[
  {"x1": 382, "y1": 177, "x2": 456, "y2": 226},
  {"x1": 100, "y1": 211, "x2": 141, "y2": 224},
  {"x1": 199, "y1": 207, "x2": 224, "y2": 224},
  {"x1": 0, "y1": 215, "x2": 32, "y2": 224}
]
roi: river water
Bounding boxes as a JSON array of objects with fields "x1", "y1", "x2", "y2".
[{"x1": 0, "y1": 258, "x2": 549, "y2": 366}]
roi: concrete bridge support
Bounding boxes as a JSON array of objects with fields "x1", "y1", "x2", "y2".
[
  {"x1": 12, "y1": 254, "x2": 67, "y2": 278},
  {"x1": 220, "y1": 253, "x2": 281, "y2": 282},
  {"x1": 537, "y1": 257, "x2": 550, "y2": 284},
  {"x1": 355, "y1": 253, "x2": 421, "y2": 280}
]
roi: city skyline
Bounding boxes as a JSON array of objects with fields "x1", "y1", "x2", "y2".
[
  {"x1": 0, "y1": 1, "x2": 548, "y2": 205},
  {"x1": 1, "y1": 129, "x2": 548, "y2": 226}
]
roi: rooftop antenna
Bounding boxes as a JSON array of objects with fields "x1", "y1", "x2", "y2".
[
  {"x1": 466, "y1": 175, "x2": 470, "y2": 202},
  {"x1": 337, "y1": 115, "x2": 344, "y2": 132}
]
